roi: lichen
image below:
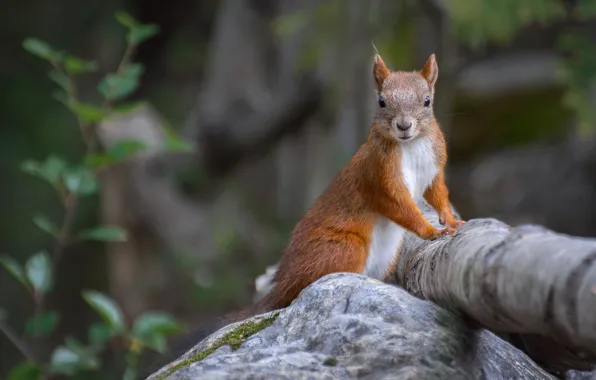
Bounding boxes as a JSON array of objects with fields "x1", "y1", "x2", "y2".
[
  {"x1": 323, "y1": 357, "x2": 338, "y2": 366},
  {"x1": 155, "y1": 312, "x2": 280, "y2": 379}
]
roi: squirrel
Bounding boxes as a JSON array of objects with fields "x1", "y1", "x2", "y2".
[
  {"x1": 257, "y1": 52, "x2": 464, "y2": 308},
  {"x1": 143, "y1": 53, "x2": 465, "y2": 376}
]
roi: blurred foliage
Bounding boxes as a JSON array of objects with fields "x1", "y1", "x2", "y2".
[
  {"x1": 273, "y1": 1, "x2": 343, "y2": 69},
  {"x1": 446, "y1": 0, "x2": 596, "y2": 134},
  {"x1": 447, "y1": 0, "x2": 566, "y2": 48},
  {"x1": 272, "y1": 1, "x2": 413, "y2": 74},
  {"x1": 557, "y1": 31, "x2": 596, "y2": 134},
  {"x1": 451, "y1": 87, "x2": 572, "y2": 161},
  {"x1": 0, "y1": 11, "x2": 189, "y2": 380}
]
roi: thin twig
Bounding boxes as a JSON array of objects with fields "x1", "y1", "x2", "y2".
[
  {"x1": 100, "y1": 41, "x2": 137, "y2": 113},
  {"x1": 0, "y1": 320, "x2": 35, "y2": 362},
  {"x1": 34, "y1": 40, "x2": 138, "y2": 315}
]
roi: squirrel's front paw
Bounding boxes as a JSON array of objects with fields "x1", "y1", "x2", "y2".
[
  {"x1": 438, "y1": 226, "x2": 456, "y2": 237},
  {"x1": 448, "y1": 219, "x2": 466, "y2": 229},
  {"x1": 424, "y1": 227, "x2": 455, "y2": 240},
  {"x1": 441, "y1": 214, "x2": 466, "y2": 230}
]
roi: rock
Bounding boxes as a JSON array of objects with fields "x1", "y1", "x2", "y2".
[{"x1": 147, "y1": 273, "x2": 558, "y2": 380}]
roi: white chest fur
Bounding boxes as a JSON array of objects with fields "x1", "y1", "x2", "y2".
[{"x1": 363, "y1": 137, "x2": 438, "y2": 280}]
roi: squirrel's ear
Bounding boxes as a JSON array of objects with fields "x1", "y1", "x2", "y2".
[
  {"x1": 373, "y1": 54, "x2": 390, "y2": 91},
  {"x1": 420, "y1": 53, "x2": 439, "y2": 88}
]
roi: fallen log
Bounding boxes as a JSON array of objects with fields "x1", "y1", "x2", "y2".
[{"x1": 389, "y1": 201, "x2": 596, "y2": 373}]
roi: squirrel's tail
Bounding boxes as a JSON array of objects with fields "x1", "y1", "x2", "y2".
[{"x1": 141, "y1": 292, "x2": 278, "y2": 378}]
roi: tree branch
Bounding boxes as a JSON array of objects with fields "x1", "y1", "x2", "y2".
[
  {"x1": 179, "y1": 0, "x2": 323, "y2": 184},
  {"x1": 0, "y1": 320, "x2": 35, "y2": 362},
  {"x1": 392, "y1": 201, "x2": 596, "y2": 372},
  {"x1": 197, "y1": 75, "x2": 322, "y2": 178}
]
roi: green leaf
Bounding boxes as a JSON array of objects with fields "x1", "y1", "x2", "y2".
[
  {"x1": 97, "y1": 63, "x2": 144, "y2": 101},
  {"x1": 33, "y1": 214, "x2": 58, "y2": 236},
  {"x1": 51, "y1": 338, "x2": 101, "y2": 374},
  {"x1": 132, "y1": 312, "x2": 183, "y2": 353},
  {"x1": 42, "y1": 156, "x2": 66, "y2": 185},
  {"x1": 22, "y1": 37, "x2": 62, "y2": 61},
  {"x1": 123, "y1": 367, "x2": 137, "y2": 380},
  {"x1": 113, "y1": 101, "x2": 145, "y2": 114},
  {"x1": 64, "y1": 336, "x2": 87, "y2": 354},
  {"x1": 6, "y1": 361, "x2": 42, "y2": 380},
  {"x1": 48, "y1": 69, "x2": 71, "y2": 91},
  {"x1": 20, "y1": 155, "x2": 67, "y2": 188},
  {"x1": 0, "y1": 255, "x2": 31, "y2": 290},
  {"x1": 85, "y1": 139, "x2": 147, "y2": 169},
  {"x1": 25, "y1": 251, "x2": 52, "y2": 294},
  {"x1": 115, "y1": 11, "x2": 138, "y2": 29},
  {"x1": 82, "y1": 290, "x2": 126, "y2": 333},
  {"x1": 0, "y1": 307, "x2": 7, "y2": 320},
  {"x1": 52, "y1": 89, "x2": 69, "y2": 105},
  {"x1": 162, "y1": 126, "x2": 194, "y2": 152},
  {"x1": 50, "y1": 346, "x2": 78, "y2": 375},
  {"x1": 127, "y1": 24, "x2": 160, "y2": 45},
  {"x1": 84, "y1": 154, "x2": 113, "y2": 169},
  {"x1": 24, "y1": 311, "x2": 60, "y2": 337},
  {"x1": 107, "y1": 139, "x2": 147, "y2": 161},
  {"x1": 67, "y1": 102, "x2": 107, "y2": 124},
  {"x1": 49, "y1": 345, "x2": 98, "y2": 376},
  {"x1": 142, "y1": 334, "x2": 167, "y2": 353},
  {"x1": 77, "y1": 226, "x2": 127, "y2": 242},
  {"x1": 64, "y1": 56, "x2": 99, "y2": 75},
  {"x1": 62, "y1": 166, "x2": 97, "y2": 196},
  {"x1": 88, "y1": 322, "x2": 113, "y2": 345},
  {"x1": 132, "y1": 312, "x2": 183, "y2": 337}
]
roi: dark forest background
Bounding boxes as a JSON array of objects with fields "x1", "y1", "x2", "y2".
[{"x1": 2, "y1": 0, "x2": 596, "y2": 378}]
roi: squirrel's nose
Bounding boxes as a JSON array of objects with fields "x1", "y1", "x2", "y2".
[{"x1": 397, "y1": 121, "x2": 412, "y2": 131}]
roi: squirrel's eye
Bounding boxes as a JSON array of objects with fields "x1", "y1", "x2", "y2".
[
  {"x1": 424, "y1": 96, "x2": 431, "y2": 107},
  {"x1": 379, "y1": 96, "x2": 386, "y2": 108}
]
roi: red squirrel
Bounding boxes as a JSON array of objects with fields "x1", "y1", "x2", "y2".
[
  {"x1": 145, "y1": 53, "x2": 464, "y2": 374},
  {"x1": 260, "y1": 52, "x2": 464, "y2": 309}
]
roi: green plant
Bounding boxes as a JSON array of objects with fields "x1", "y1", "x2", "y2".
[
  {"x1": 446, "y1": 0, "x2": 596, "y2": 134},
  {"x1": 1, "y1": 11, "x2": 188, "y2": 380}
]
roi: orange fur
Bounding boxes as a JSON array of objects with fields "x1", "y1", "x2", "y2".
[{"x1": 258, "y1": 54, "x2": 465, "y2": 310}]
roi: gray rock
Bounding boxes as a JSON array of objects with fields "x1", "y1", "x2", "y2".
[{"x1": 148, "y1": 273, "x2": 558, "y2": 380}]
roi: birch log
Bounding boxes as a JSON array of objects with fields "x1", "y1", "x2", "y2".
[{"x1": 390, "y1": 201, "x2": 596, "y2": 372}]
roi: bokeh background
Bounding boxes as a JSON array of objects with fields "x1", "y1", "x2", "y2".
[{"x1": 2, "y1": 0, "x2": 596, "y2": 378}]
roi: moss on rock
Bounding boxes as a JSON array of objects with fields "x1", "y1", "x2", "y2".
[{"x1": 155, "y1": 312, "x2": 280, "y2": 379}]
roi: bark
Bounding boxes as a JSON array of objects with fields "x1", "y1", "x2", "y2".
[{"x1": 391, "y1": 200, "x2": 596, "y2": 372}]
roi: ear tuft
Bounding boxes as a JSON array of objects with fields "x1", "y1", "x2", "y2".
[
  {"x1": 373, "y1": 54, "x2": 391, "y2": 91},
  {"x1": 420, "y1": 53, "x2": 439, "y2": 88}
]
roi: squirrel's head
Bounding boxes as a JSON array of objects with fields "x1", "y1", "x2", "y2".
[{"x1": 372, "y1": 53, "x2": 438, "y2": 142}]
